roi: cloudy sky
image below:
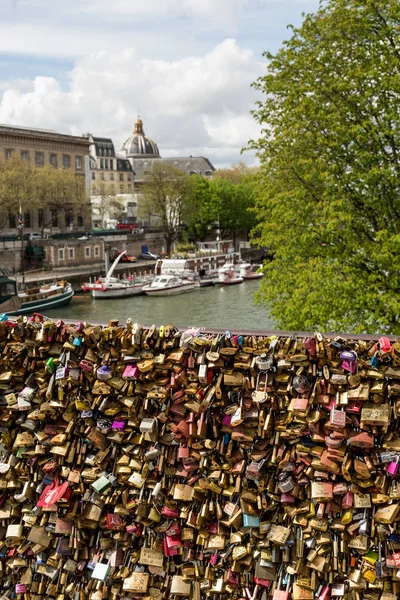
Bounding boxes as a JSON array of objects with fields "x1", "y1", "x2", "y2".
[{"x1": 0, "y1": 0, "x2": 319, "y2": 167}]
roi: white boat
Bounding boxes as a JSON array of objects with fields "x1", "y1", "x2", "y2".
[
  {"x1": 217, "y1": 264, "x2": 244, "y2": 285},
  {"x1": 142, "y1": 275, "x2": 195, "y2": 296},
  {"x1": 82, "y1": 252, "x2": 147, "y2": 299},
  {"x1": 0, "y1": 276, "x2": 74, "y2": 316},
  {"x1": 237, "y1": 262, "x2": 264, "y2": 280}
]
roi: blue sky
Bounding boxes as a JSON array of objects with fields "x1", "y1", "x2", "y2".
[{"x1": 0, "y1": 0, "x2": 320, "y2": 166}]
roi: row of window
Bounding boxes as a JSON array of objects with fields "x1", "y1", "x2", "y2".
[
  {"x1": 4, "y1": 149, "x2": 82, "y2": 169},
  {"x1": 91, "y1": 183, "x2": 133, "y2": 194},
  {"x1": 97, "y1": 147, "x2": 113, "y2": 157},
  {"x1": 8, "y1": 211, "x2": 84, "y2": 229},
  {"x1": 92, "y1": 171, "x2": 132, "y2": 181},
  {"x1": 58, "y1": 246, "x2": 100, "y2": 260},
  {"x1": 99, "y1": 159, "x2": 113, "y2": 170}
]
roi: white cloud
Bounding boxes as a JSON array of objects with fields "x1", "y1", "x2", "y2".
[
  {"x1": 80, "y1": 0, "x2": 246, "y2": 19},
  {"x1": 0, "y1": 39, "x2": 264, "y2": 166}
]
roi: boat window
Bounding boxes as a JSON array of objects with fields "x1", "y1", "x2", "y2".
[
  {"x1": 0, "y1": 282, "x2": 16, "y2": 297},
  {"x1": 159, "y1": 278, "x2": 168, "y2": 283}
]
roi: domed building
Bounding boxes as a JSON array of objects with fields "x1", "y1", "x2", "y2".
[
  {"x1": 120, "y1": 117, "x2": 160, "y2": 159},
  {"x1": 89, "y1": 117, "x2": 215, "y2": 228},
  {"x1": 118, "y1": 117, "x2": 215, "y2": 184}
]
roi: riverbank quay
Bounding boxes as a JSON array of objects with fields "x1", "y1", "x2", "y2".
[{"x1": 15, "y1": 260, "x2": 157, "y2": 291}]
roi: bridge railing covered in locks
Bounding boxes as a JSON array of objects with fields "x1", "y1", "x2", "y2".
[{"x1": 0, "y1": 316, "x2": 399, "y2": 600}]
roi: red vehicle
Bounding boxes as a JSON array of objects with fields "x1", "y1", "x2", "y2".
[
  {"x1": 116, "y1": 223, "x2": 138, "y2": 233},
  {"x1": 112, "y1": 252, "x2": 137, "y2": 263}
]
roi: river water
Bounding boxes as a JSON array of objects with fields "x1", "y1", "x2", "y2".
[{"x1": 44, "y1": 280, "x2": 275, "y2": 331}]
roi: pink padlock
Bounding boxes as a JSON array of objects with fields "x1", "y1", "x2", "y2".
[
  {"x1": 222, "y1": 414, "x2": 232, "y2": 426},
  {"x1": 15, "y1": 584, "x2": 27, "y2": 594},
  {"x1": 178, "y1": 446, "x2": 189, "y2": 459},
  {"x1": 342, "y1": 491, "x2": 354, "y2": 509},
  {"x1": 387, "y1": 456, "x2": 399, "y2": 476},
  {"x1": 379, "y1": 336, "x2": 391, "y2": 352},
  {"x1": 319, "y1": 585, "x2": 331, "y2": 600},
  {"x1": 163, "y1": 537, "x2": 179, "y2": 556},
  {"x1": 209, "y1": 552, "x2": 219, "y2": 566},
  {"x1": 175, "y1": 420, "x2": 190, "y2": 437},
  {"x1": 165, "y1": 533, "x2": 181, "y2": 549},
  {"x1": 304, "y1": 337, "x2": 317, "y2": 356},
  {"x1": 280, "y1": 493, "x2": 295, "y2": 504}
]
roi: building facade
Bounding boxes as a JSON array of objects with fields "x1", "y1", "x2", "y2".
[
  {"x1": 88, "y1": 136, "x2": 135, "y2": 229},
  {"x1": 0, "y1": 124, "x2": 91, "y2": 234}
]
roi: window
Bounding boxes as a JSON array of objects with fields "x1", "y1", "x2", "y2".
[
  {"x1": 63, "y1": 155, "x2": 71, "y2": 168},
  {"x1": 4, "y1": 149, "x2": 13, "y2": 159},
  {"x1": 35, "y1": 152, "x2": 44, "y2": 166},
  {"x1": 65, "y1": 208, "x2": 73, "y2": 228},
  {"x1": 100, "y1": 159, "x2": 104, "y2": 169},
  {"x1": 120, "y1": 185, "x2": 124, "y2": 194},
  {"x1": 77, "y1": 215, "x2": 83, "y2": 227},
  {"x1": 119, "y1": 173, "x2": 124, "y2": 181},
  {"x1": 51, "y1": 209, "x2": 58, "y2": 227},
  {"x1": 98, "y1": 148, "x2": 103, "y2": 156},
  {"x1": 127, "y1": 184, "x2": 132, "y2": 192},
  {"x1": 100, "y1": 173, "x2": 105, "y2": 180},
  {"x1": 85, "y1": 247, "x2": 91, "y2": 258},
  {"x1": 94, "y1": 245, "x2": 100, "y2": 257},
  {"x1": 127, "y1": 174, "x2": 132, "y2": 181},
  {"x1": 58, "y1": 248, "x2": 64, "y2": 260},
  {"x1": 50, "y1": 153, "x2": 58, "y2": 167},
  {"x1": 68, "y1": 248, "x2": 75, "y2": 259},
  {"x1": 110, "y1": 160, "x2": 113, "y2": 170},
  {"x1": 75, "y1": 156, "x2": 82, "y2": 170},
  {"x1": 9, "y1": 214, "x2": 16, "y2": 228},
  {"x1": 105, "y1": 159, "x2": 109, "y2": 169},
  {"x1": 38, "y1": 208, "x2": 44, "y2": 227},
  {"x1": 24, "y1": 212, "x2": 31, "y2": 228},
  {"x1": 91, "y1": 172, "x2": 96, "y2": 180},
  {"x1": 21, "y1": 151, "x2": 29, "y2": 161},
  {"x1": 109, "y1": 173, "x2": 114, "y2": 181}
]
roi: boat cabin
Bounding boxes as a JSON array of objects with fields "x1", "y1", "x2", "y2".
[{"x1": 0, "y1": 276, "x2": 17, "y2": 303}]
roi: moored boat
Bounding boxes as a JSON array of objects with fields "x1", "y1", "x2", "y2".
[
  {"x1": 82, "y1": 251, "x2": 148, "y2": 299},
  {"x1": 237, "y1": 262, "x2": 264, "y2": 280},
  {"x1": 217, "y1": 264, "x2": 244, "y2": 285},
  {"x1": 142, "y1": 275, "x2": 195, "y2": 296},
  {"x1": 0, "y1": 276, "x2": 74, "y2": 316}
]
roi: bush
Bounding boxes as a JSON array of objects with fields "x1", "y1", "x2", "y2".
[{"x1": 175, "y1": 242, "x2": 195, "y2": 253}]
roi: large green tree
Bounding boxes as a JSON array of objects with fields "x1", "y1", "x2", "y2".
[
  {"x1": 250, "y1": 0, "x2": 400, "y2": 334},
  {"x1": 186, "y1": 165, "x2": 257, "y2": 242}
]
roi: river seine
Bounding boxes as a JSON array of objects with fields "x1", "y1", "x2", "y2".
[{"x1": 45, "y1": 280, "x2": 275, "y2": 331}]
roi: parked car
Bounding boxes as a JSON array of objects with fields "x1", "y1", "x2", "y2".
[
  {"x1": 140, "y1": 251, "x2": 160, "y2": 260},
  {"x1": 116, "y1": 223, "x2": 139, "y2": 233},
  {"x1": 112, "y1": 252, "x2": 137, "y2": 263},
  {"x1": 27, "y1": 232, "x2": 49, "y2": 241}
]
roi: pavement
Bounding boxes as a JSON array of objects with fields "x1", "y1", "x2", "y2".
[{"x1": 17, "y1": 260, "x2": 156, "y2": 284}]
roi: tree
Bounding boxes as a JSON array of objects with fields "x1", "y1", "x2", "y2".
[
  {"x1": 33, "y1": 166, "x2": 87, "y2": 235},
  {"x1": 139, "y1": 164, "x2": 191, "y2": 254},
  {"x1": 185, "y1": 175, "x2": 213, "y2": 240},
  {"x1": 0, "y1": 157, "x2": 88, "y2": 235},
  {"x1": 250, "y1": 0, "x2": 400, "y2": 334},
  {"x1": 91, "y1": 181, "x2": 125, "y2": 229},
  {"x1": 0, "y1": 156, "x2": 34, "y2": 231},
  {"x1": 186, "y1": 170, "x2": 257, "y2": 243},
  {"x1": 212, "y1": 162, "x2": 258, "y2": 184}
]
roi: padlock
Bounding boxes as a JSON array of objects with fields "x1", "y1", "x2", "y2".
[{"x1": 272, "y1": 573, "x2": 292, "y2": 600}]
